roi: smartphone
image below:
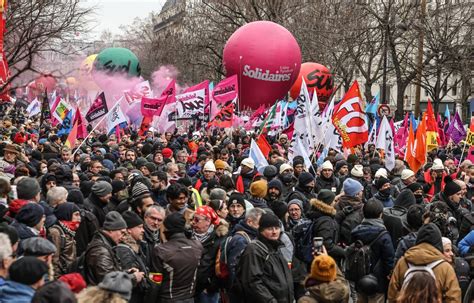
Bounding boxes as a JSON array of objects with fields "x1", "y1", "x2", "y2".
[{"x1": 313, "y1": 237, "x2": 324, "y2": 254}]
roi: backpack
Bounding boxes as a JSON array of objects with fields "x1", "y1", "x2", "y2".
[
  {"x1": 215, "y1": 231, "x2": 251, "y2": 280},
  {"x1": 344, "y1": 230, "x2": 387, "y2": 282},
  {"x1": 292, "y1": 219, "x2": 314, "y2": 264},
  {"x1": 339, "y1": 206, "x2": 364, "y2": 245},
  {"x1": 401, "y1": 259, "x2": 444, "y2": 288}
]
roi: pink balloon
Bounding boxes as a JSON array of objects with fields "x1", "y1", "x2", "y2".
[{"x1": 223, "y1": 21, "x2": 301, "y2": 109}]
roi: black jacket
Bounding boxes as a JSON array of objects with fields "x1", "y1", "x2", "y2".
[
  {"x1": 84, "y1": 193, "x2": 108, "y2": 227},
  {"x1": 141, "y1": 225, "x2": 161, "y2": 267},
  {"x1": 286, "y1": 185, "x2": 317, "y2": 213},
  {"x1": 315, "y1": 175, "x2": 341, "y2": 195},
  {"x1": 236, "y1": 235, "x2": 294, "y2": 303},
  {"x1": 74, "y1": 208, "x2": 99, "y2": 256}
]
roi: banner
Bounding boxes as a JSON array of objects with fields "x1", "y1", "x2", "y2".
[
  {"x1": 64, "y1": 119, "x2": 78, "y2": 149},
  {"x1": 211, "y1": 75, "x2": 238, "y2": 104},
  {"x1": 208, "y1": 100, "x2": 234, "y2": 128},
  {"x1": 141, "y1": 96, "x2": 167, "y2": 117},
  {"x1": 107, "y1": 102, "x2": 128, "y2": 134},
  {"x1": 86, "y1": 92, "x2": 108, "y2": 123},
  {"x1": 426, "y1": 99, "x2": 439, "y2": 151},
  {"x1": 57, "y1": 111, "x2": 74, "y2": 136},
  {"x1": 26, "y1": 98, "x2": 41, "y2": 117},
  {"x1": 332, "y1": 81, "x2": 368, "y2": 148},
  {"x1": 375, "y1": 116, "x2": 395, "y2": 171},
  {"x1": 53, "y1": 99, "x2": 74, "y2": 123},
  {"x1": 176, "y1": 89, "x2": 205, "y2": 120}
]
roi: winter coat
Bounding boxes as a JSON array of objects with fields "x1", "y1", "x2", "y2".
[
  {"x1": 335, "y1": 195, "x2": 364, "y2": 245},
  {"x1": 151, "y1": 233, "x2": 203, "y2": 302},
  {"x1": 388, "y1": 242, "x2": 461, "y2": 303},
  {"x1": 0, "y1": 280, "x2": 35, "y2": 303},
  {"x1": 383, "y1": 205, "x2": 411, "y2": 249},
  {"x1": 84, "y1": 193, "x2": 108, "y2": 227},
  {"x1": 307, "y1": 199, "x2": 345, "y2": 261},
  {"x1": 248, "y1": 197, "x2": 270, "y2": 210},
  {"x1": 48, "y1": 223, "x2": 77, "y2": 279},
  {"x1": 315, "y1": 175, "x2": 341, "y2": 195},
  {"x1": 299, "y1": 268, "x2": 350, "y2": 303},
  {"x1": 368, "y1": 192, "x2": 394, "y2": 208},
  {"x1": 141, "y1": 225, "x2": 162, "y2": 266},
  {"x1": 287, "y1": 185, "x2": 317, "y2": 213},
  {"x1": 422, "y1": 170, "x2": 446, "y2": 201},
  {"x1": 85, "y1": 230, "x2": 122, "y2": 285},
  {"x1": 458, "y1": 229, "x2": 474, "y2": 256},
  {"x1": 236, "y1": 235, "x2": 294, "y2": 303},
  {"x1": 351, "y1": 220, "x2": 395, "y2": 293},
  {"x1": 234, "y1": 169, "x2": 258, "y2": 194},
  {"x1": 394, "y1": 231, "x2": 417, "y2": 264},
  {"x1": 74, "y1": 208, "x2": 99, "y2": 256}
]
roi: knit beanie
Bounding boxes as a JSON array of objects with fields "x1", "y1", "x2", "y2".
[
  {"x1": 91, "y1": 181, "x2": 112, "y2": 197},
  {"x1": 9, "y1": 256, "x2": 49, "y2": 285},
  {"x1": 250, "y1": 180, "x2": 268, "y2": 198},
  {"x1": 214, "y1": 160, "x2": 226, "y2": 170},
  {"x1": 227, "y1": 193, "x2": 246, "y2": 209},
  {"x1": 347, "y1": 154, "x2": 359, "y2": 165},
  {"x1": 375, "y1": 177, "x2": 390, "y2": 190},
  {"x1": 67, "y1": 189, "x2": 84, "y2": 206},
  {"x1": 122, "y1": 211, "x2": 144, "y2": 229},
  {"x1": 58, "y1": 273, "x2": 87, "y2": 294},
  {"x1": 293, "y1": 158, "x2": 304, "y2": 167},
  {"x1": 163, "y1": 212, "x2": 186, "y2": 234},
  {"x1": 298, "y1": 172, "x2": 314, "y2": 187},
  {"x1": 54, "y1": 202, "x2": 80, "y2": 221},
  {"x1": 258, "y1": 213, "x2": 280, "y2": 232},
  {"x1": 16, "y1": 203, "x2": 44, "y2": 227},
  {"x1": 98, "y1": 271, "x2": 133, "y2": 301},
  {"x1": 0, "y1": 222, "x2": 19, "y2": 246},
  {"x1": 103, "y1": 211, "x2": 127, "y2": 231},
  {"x1": 310, "y1": 255, "x2": 337, "y2": 282},
  {"x1": 263, "y1": 165, "x2": 278, "y2": 180},
  {"x1": 407, "y1": 182, "x2": 423, "y2": 193},
  {"x1": 343, "y1": 178, "x2": 363, "y2": 197},
  {"x1": 111, "y1": 180, "x2": 127, "y2": 195},
  {"x1": 351, "y1": 164, "x2": 364, "y2": 178},
  {"x1": 203, "y1": 161, "x2": 216, "y2": 172},
  {"x1": 267, "y1": 179, "x2": 283, "y2": 193},
  {"x1": 132, "y1": 182, "x2": 151, "y2": 200},
  {"x1": 394, "y1": 189, "x2": 416, "y2": 209},
  {"x1": 16, "y1": 177, "x2": 41, "y2": 200},
  {"x1": 317, "y1": 189, "x2": 336, "y2": 205},
  {"x1": 162, "y1": 148, "x2": 173, "y2": 159},
  {"x1": 335, "y1": 160, "x2": 348, "y2": 172},
  {"x1": 321, "y1": 160, "x2": 333, "y2": 171},
  {"x1": 288, "y1": 199, "x2": 303, "y2": 211},
  {"x1": 443, "y1": 175, "x2": 462, "y2": 197}
]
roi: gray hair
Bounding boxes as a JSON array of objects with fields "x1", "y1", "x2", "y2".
[
  {"x1": 144, "y1": 205, "x2": 165, "y2": 217},
  {"x1": 0, "y1": 233, "x2": 12, "y2": 268},
  {"x1": 47, "y1": 186, "x2": 68, "y2": 207},
  {"x1": 246, "y1": 207, "x2": 265, "y2": 222},
  {"x1": 210, "y1": 188, "x2": 227, "y2": 201}
]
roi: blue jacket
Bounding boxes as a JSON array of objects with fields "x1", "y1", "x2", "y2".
[
  {"x1": 0, "y1": 280, "x2": 35, "y2": 303},
  {"x1": 351, "y1": 221, "x2": 395, "y2": 293},
  {"x1": 458, "y1": 229, "x2": 474, "y2": 256}
]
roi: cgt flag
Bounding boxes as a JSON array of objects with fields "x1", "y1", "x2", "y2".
[
  {"x1": 141, "y1": 96, "x2": 167, "y2": 117},
  {"x1": 332, "y1": 81, "x2": 368, "y2": 148},
  {"x1": 211, "y1": 75, "x2": 238, "y2": 104},
  {"x1": 208, "y1": 100, "x2": 234, "y2": 128},
  {"x1": 86, "y1": 92, "x2": 108, "y2": 123}
]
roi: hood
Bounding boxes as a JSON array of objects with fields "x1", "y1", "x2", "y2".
[
  {"x1": 215, "y1": 219, "x2": 229, "y2": 237},
  {"x1": 404, "y1": 242, "x2": 446, "y2": 265},
  {"x1": 308, "y1": 199, "x2": 336, "y2": 219},
  {"x1": 0, "y1": 280, "x2": 35, "y2": 301},
  {"x1": 415, "y1": 223, "x2": 443, "y2": 253},
  {"x1": 232, "y1": 220, "x2": 258, "y2": 238},
  {"x1": 351, "y1": 223, "x2": 385, "y2": 244},
  {"x1": 337, "y1": 195, "x2": 363, "y2": 210},
  {"x1": 305, "y1": 279, "x2": 349, "y2": 303}
]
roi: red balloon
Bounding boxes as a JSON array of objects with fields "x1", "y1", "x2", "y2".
[
  {"x1": 223, "y1": 21, "x2": 301, "y2": 109},
  {"x1": 35, "y1": 74, "x2": 57, "y2": 93},
  {"x1": 289, "y1": 62, "x2": 334, "y2": 104}
]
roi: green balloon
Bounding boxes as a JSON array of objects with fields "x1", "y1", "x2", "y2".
[{"x1": 94, "y1": 47, "x2": 141, "y2": 77}]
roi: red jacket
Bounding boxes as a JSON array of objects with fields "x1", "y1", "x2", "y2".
[{"x1": 424, "y1": 170, "x2": 446, "y2": 201}]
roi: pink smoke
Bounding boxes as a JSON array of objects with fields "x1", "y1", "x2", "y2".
[{"x1": 151, "y1": 65, "x2": 188, "y2": 95}]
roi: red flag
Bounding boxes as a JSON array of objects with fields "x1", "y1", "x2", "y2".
[
  {"x1": 73, "y1": 108, "x2": 88, "y2": 139},
  {"x1": 426, "y1": 99, "x2": 439, "y2": 151},
  {"x1": 0, "y1": 1, "x2": 9, "y2": 102},
  {"x1": 332, "y1": 81, "x2": 368, "y2": 148},
  {"x1": 256, "y1": 135, "x2": 271, "y2": 158},
  {"x1": 405, "y1": 123, "x2": 422, "y2": 173},
  {"x1": 138, "y1": 116, "x2": 152, "y2": 137},
  {"x1": 244, "y1": 104, "x2": 265, "y2": 130},
  {"x1": 161, "y1": 79, "x2": 176, "y2": 99},
  {"x1": 208, "y1": 102, "x2": 234, "y2": 128},
  {"x1": 64, "y1": 118, "x2": 78, "y2": 149},
  {"x1": 415, "y1": 113, "x2": 427, "y2": 167},
  {"x1": 141, "y1": 96, "x2": 167, "y2": 117}
]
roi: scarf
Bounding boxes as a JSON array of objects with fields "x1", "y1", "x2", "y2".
[
  {"x1": 362, "y1": 218, "x2": 386, "y2": 229},
  {"x1": 193, "y1": 225, "x2": 214, "y2": 243},
  {"x1": 59, "y1": 220, "x2": 79, "y2": 236}
]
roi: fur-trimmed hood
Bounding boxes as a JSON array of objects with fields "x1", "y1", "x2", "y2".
[
  {"x1": 308, "y1": 198, "x2": 337, "y2": 218},
  {"x1": 215, "y1": 219, "x2": 229, "y2": 237}
]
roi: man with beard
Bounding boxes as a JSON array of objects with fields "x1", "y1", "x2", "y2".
[
  {"x1": 315, "y1": 161, "x2": 341, "y2": 194},
  {"x1": 150, "y1": 171, "x2": 168, "y2": 206},
  {"x1": 266, "y1": 179, "x2": 284, "y2": 209},
  {"x1": 292, "y1": 157, "x2": 305, "y2": 179},
  {"x1": 277, "y1": 163, "x2": 297, "y2": 197},
  {"x1": 287, "y1": 172, "x2": 317, "y2": 213},
  {"x1": 423, "y1": 160, "x2": 447, "y2": 201},
  {"x1": 234, "y1": 158, "x2": 258, "y2": 194}
]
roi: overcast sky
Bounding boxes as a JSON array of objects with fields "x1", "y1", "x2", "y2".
[{"x1": 81, "y1": 0, "x2": 166, "y2": 39}]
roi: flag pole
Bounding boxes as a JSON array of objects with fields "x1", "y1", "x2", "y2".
[{"x1": 71, "y1": 111, "x2": 109, "y2": 158}]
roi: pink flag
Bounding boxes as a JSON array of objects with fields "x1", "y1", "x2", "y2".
[
  {"x1": 141, "y1": 96, "x2": 167, "y2": 117},
  {"x1": 244, "y1": 104, "x2": 265, "y2": 130},
  {"x1": 212, "y1": 75, "x2": 238, "y2": 104},
  {"x1": 394, "y1": 113, "x2": 409, "y2": 157}
]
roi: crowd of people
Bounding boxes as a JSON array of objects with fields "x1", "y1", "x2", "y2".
[{"x1": 0, "y1": 103, "x2": 473, "y2": 303}]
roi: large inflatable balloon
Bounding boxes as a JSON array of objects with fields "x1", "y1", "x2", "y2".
[
  {"x1": 78, "y1": 54, "x2": 99, "y2": 91},
  {"x1": 223, "y1": 21, "x2": 301, "y2": 109},
  {"x1": 289, "y1": 62, "x2": 334, "y2": 103},
  {"x1": 93, "y1": 48, "x2": 141, "y2": 78},
  {"x1": 35, "y1": 74, "x2": 57, "y2": 92}
]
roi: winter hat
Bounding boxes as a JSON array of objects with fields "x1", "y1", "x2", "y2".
[
  {"x1": 203, "y1": 161, "x2": 216, "y2": 172},
  {"x1": 343, "y1": 178, "x2": 363, "y2": 197},
  {"x1": 54, "y1": 202, "x2": 80, "y2": 221},
  {"x1": 406, "y1": 204, "x2": 424, "y2": 230},
  {"x1": 335, "y1": 160, "x2": 348, "y2": 172},
  {"x1": 375, "y1": 177, "x2": 390, "y2": 190},
  {"x1": 263, "y1": 165, "x2": 278, "y2": 179},
  {"x1": 22, "y1": 237, "x2": 57, "y2": 256},
  {"x1": 16, "y1": 177, "x2": 41, "y2": 200},
  {"x1": 98, "y1": 271, "x2": 133, "y2": 301},
  {"x1": 9, "y1": 256, "x2": 48, "y2": 285},
  {"x1": 136, "y1": 158, "x2": 147, "y2": 169},
  {"x1": 431, "y1": 159, "x2": 444, "y2": 171},
  {"x1": 31, "y1": 280, "x2": 77, "y2": 303},
  {"x1": 227, "y1": 193, "x2": 246, "y2": 209},
  {"x1": 241, "y1": 158, "x2": 255, "y2": 170},
  {"x1": 401, "y1": 169, "x2": 415, "y2": 181},
  {"x1": 293, "y1": 157, "x2": 305, "y2": 167},
  {"x1": 3, "y1": 143, "x2": 20, "y2": 155},
  {"x1": 288, "y1": 199, "x2": 303, "y2": 211},
  {"x1": 321, "y1": 160, "x2": 333, "y2": 171},
  {"x1": 268, "y1": 179, "x2": 283, "y2": 193},
  {"x1": 58, "y1": 273, "x2": 87, "y2": 294},
  {"x1": 67, "y1": 189, "x2": 84, "y2": 206},
  {"x1": 0, "y1": 222, "x2": 19, "y2": 246},
  {"x1": 375, "y1": 168, "x2": 388, "y2": 179},
  {"x1": 144, "y1": 162, "x2": 156, "y2": 172},
  {"x1": 273, "y1": 202, "x2": 289, "y2": 221},
  {"x1": 111, "y1": 180, "x2": 127, "y2": 194},
  {"x1": 103, "y1": 211, "x2": 127, "y2": 231},
  {"x1": 310, "y1": 255, "x2": 337, "y2": 282},
  {"x1": 416, "y1": 223, "x2": 443, "y2": 253},
  {"x1": 214, "y1": 160, "x2": 226, "y2": 170},
  {"x1": 317, "y1": 189, "x2": 336, "y2": 205},
  {"x1": 443, "y1": 175, "x2": 462, "y2": 197},
  {"x1": 161, "y1": 148, "x2": 173, "y2": 159},
  {"x1": 195, "y1": 205, "x2": 220, "y2": 226},
  {"x1": 16, "y1": 203, "x2": 44, "y2": 227},
  {"x1": 407, "y1": 182, "x2": 423, "y2": 193},
  {"x1": 298, "y1": 172, "x2": 314, "y2": 186},
  {"x1": 122, "y1": 211, "x2": 144, "y2": 229},
  {"x1": 347, "y1": 154, "x2": 359, "y2": 165},
  {"x1": 258, "y1": 212, "x2": 280, "y2": 232},
  {"x1": 351, "y1": 164, "x2": 364, "y2": 178},
  {"x1": 102, "y1": 159, "x2": 115, "y2": 171},
  {"x1": 394, "y1": 189, "x2": 416, "y2": 209},
  {"x1": 250, "y1": 179, "x2": 268, "y2": 198},
  {"x1": 132, "y1": 182, "x2": 151, "y2": 200},
  {"x1": 91, "y1": 181, "x2": 112, "y2": 197},
  {"x1": 163, "y1": 212, "x2": 186, "y2": 234},
  {"x1": 279, "y1": 163, "x2": 293, "y2": 174}
]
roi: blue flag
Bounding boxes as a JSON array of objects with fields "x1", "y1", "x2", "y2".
[
  {"x1": 366, "y1": 92, "x2": 380, "y2": 114},
  {"x1": 57, "y1": 111, "x2": 73, "y2": 136},
  {"x1": 444, "y1": 105, "x2": 451, "y2": 124}
]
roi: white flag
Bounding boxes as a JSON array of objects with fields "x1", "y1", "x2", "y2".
[
  {"x1": 289, "y1": 135, "x2": 312, "y2": 169},
  {"x1": 26, "y1": 98, "x2": 41, "y2": 117},
  {"x1": 375, "y1": 116, "x2": 395, "y2": 171},
  {"x1": 365, "y1": 123, "x2": 377, "y2": 149},
  {"x1": 107, "y1": 100, "x2": 128, "y2": 134},
  {"x1": 310, "y1": 88, "x2": 323, "y2": 148},
  {"x1": 290, "y1": 79, "x2": 314, "y2": 159},
  {"x1": 249, "y1": 139, "x2": 269, "y2": 174}
]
